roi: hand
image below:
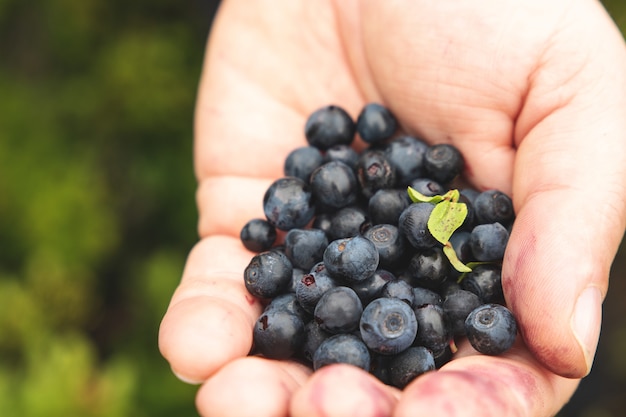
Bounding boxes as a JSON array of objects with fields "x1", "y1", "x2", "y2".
[{"x1": 158, "y1": 1, "x2": 626, "y2": 416}]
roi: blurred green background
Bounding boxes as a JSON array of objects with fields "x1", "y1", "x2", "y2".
[{"x1": 0, "y1": 1, "x2": 624, "y2": 416}]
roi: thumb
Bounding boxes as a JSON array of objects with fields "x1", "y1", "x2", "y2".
[{"x1": 504, "y1": 3, "x2": 626, "y2": 378}]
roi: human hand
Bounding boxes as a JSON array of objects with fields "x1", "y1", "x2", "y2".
[{"x1": 158, "y1": 1, "x2": 626, "y2": 416}]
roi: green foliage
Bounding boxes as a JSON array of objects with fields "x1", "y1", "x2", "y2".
[{"x1": 0, "y1": 0, "x2": 215, "y2": 415}]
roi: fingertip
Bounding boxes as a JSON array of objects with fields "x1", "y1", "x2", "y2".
[
  {"x1": 196, "y1": 357, "x2": 310, "y2": 417},
  {"x1": 159, "y1": 296, "x2": 254, "y2": 383},
  {"x1": 290, "y1": 364, "x2": 398, "y2": 417}
]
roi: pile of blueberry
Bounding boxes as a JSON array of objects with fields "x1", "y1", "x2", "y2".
[{"x1": 240, "y1": 104, "x2": 518, "y2": 389}]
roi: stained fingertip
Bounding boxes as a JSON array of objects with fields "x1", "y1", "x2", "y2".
[
  {"x1": 290, "y1": 364, "x2": 399, "y2": 417},
  {"x1": 196, "y1": 357, "x2": 311, "y2": 417},
  {"x1": 159, "y1": 296, "x2": 254, "y2": 383}
]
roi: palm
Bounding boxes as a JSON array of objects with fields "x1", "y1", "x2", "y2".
[{"x1": 160, "y1": 1, "x2": 626, "y2": 416}]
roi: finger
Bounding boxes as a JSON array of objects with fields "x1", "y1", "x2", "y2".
[
  {"x1": 196, "y1": 356, "x2": 311, "y2": 417},
  {"x1": 504, "y1": 2, "x2": 626, "y2": 377},
  {"x1": 158, "y1": 235, "x2": 262, "y2": 382},
  {"x1": 290, "y1": 364, "x2": 399, "y2": 417},
  {"x1": 395, "y1": 339, "x2": 579, "y2": 417}
]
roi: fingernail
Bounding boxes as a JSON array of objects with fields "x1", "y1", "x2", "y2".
[
  {"x1": 571, "y1": 286, "x2": 603, "y2": 375},
  {"x1": 172, "y1": 368, "x2": 204, "y2": 385}
]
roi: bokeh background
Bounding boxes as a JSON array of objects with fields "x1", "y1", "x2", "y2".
[{"x1": 0, "y1": 1, "x2": 624, "y2": 416}]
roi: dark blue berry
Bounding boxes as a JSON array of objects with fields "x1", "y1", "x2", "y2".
[
  {"x1": 448, "y1": 231, "x2": 475, "y2": 264},
  {"x1": 413, "y1": 304, "x2": 450, "y2": 353},
  {"x1": 357, "y1": 149, "x2": 396, "y2": 199},
  {"x1": 363, "y1": 223, "x2": 406, "y2": 269},
  {"x1": 323, "y1": 235, "x2": 379, "y2": 283},
  {"x1": 313, "y1": 334, "x2": 371, "y2": 372},
  {"x1": 360, "y1": 298, "x2": 418, "y2": 355},
  {"x1": 380, "y1": 280, "x2": 415, "y2": 306},
  {"x1": 356, "y1": 103, "x2": 398, "y2": 144},
  {"x1": 244, "y1": 250, "x2": 293, "y2": 299},
  {"x1": 469, "y1": 222, "x2": 510, "y2": 261},
  {"x1": 240, "y1": 218, "x2": 277, "y2": 253},
  {"x1": 305, "y1": 105, "x2": 355, "y2": 150},
  {"x1": 310, "y1": 161, "x2": 359, "y2": 210},
  {"x1": 350, "y1": 269, "x2": 396, "y2": 305},
  {"x1": 461, "y1": 264, "x2": 504, "y2": 304},
  {"x1": 284, "y1": 228, "x2": 329, "y2": 271},
  {"x1": 263, "y1": 177, "x2": 315, "y2": 231},
  {"x1": 284, "y1": 146, "x2": 324, "y2": 183},
  {"x1": 406, "y1": 247, "x2": 450, "y2": 290},
  {"x1": 474, "y1": 189, "x2": 515, "y2": 225},
  {"x1": 388, "y1": 346, "x2": 435, "y2": 389},
  {"x1": 314, "y1": 286, "x2": 363, "y2": 334},
  {"x1": 384, "y1": 135, "x2": 429, "y2": 186},
  {"x1": 295, "y1": 268, "x2": 337, "y2": 314},
  {"x1": 442, "y1": 289, "x2": 482, "y2": 336},
  {"x1": 327, "y1": 205, "x2": 370, "y2": 241},
  {"x1": 398, "y1": 203, "x2": 438, "y2": 249},
  {"x1": 264, "y1": 292, "x2": 309, "y2": 320},
  {"x1": 368, "y1": 188, "x2": 411, "y2": 225},
  {"x1": 323, "y1": 144, "x2": 359, "y2": 171},
  {"x1": 253, "y1": 309, "x2": 305, "y2": 360},
  {"x1": 301, "y1": 320, "x2": 332, "y2": 363},
  {"x1": 423, "y1": 144, "x2": 464, "y2": 184},
  {"x1": 409, "y1": 178, "x2": 446, "y2": 197},
  {"x1": 465, "y1": 304, "x2": 517, "y2": 355},
  {"x1": 412, "y1": 287, "x2": 443, "y2": 308}
]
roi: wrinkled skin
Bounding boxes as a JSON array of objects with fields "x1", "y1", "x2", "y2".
[{"x1": 159, "y1": 1, "x2": 626, "y2": 416}]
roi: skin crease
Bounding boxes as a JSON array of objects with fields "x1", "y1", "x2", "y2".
[{"x1": 158, "y1": 0, "x2": 626, "y2": 416}]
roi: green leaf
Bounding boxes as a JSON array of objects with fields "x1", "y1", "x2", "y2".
[
  {"x1": 443, "y1": 243, "x2": 472, "y2": 273},
  {"x1": 407, "y1": 186, "x2": 443, "y2": 204},
  {"x1": 427, "y1": 201, "x2": 468, "y2": 245}
]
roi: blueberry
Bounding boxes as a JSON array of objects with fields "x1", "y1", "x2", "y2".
[
  {"x1": 413, "y1": 304, "x2": 450, "y2": 353},
  {"x1": 408, "y1": 177, "x2": 446, "y2": 197},
  {"x1": 465, "y1": 304, "x2": 517, "y2": 355},
  {"x1": 423, "y1": 144, "x2": 464, "y2": 184},
  {"x1": 388, "y1": 346, "x2": 435, "y2": 389},
  {"x1": 356, "y1": 103, "x2": 398, "y2": 144},
  {"x1": 474, "y1": 189, "x2": 515, "y2": 226},
  {"x1": 284, "y1": 146, "x2": 324, "y2": 183},
  {"x1": 244, "y1": 250, "x2": 293, "y2": 299},
  {"x1": 284, "y1": 228, "x2": 329, "y2": 271},
  {"x1": 384, "y1": 135, "x2": 429, "y2": 186},
  {"x1": 461, "y1": 264, "x2": 504, "y2": 304},
  {"x1": 263, "y1": 177, "x2": 315, "y2": 231},
  {"x1": 301, "y1": 320, "x2": 332, "y2": 363},
  {"x1": 253, "y1": 309, "x2": 305, "y2": 360},
  {"x1": 412, "y1": 287, "x2": 443, "y2": 308},
  {"x1": 398, "y1": 203, "x2": 438, "y2": 249},
  {"x1": 350, "y1": 269, "x2": 396, "y2": 305},
  {"x1": 313, "y1": 333, "x2": 371, "y2": 372},
  {"x1": 448, "y1": 231, "x2": 475, "y2": 264},
  {"x1": 360, "y1": 298, "x2": 418, "y2": 355},
  {"x1": 310, "y1": 161, "x2": 359, "y2": 210},
  {"x1": 314, "y1": 286, "x2": 363, "y2": 334},
  {"x1": 264, "y1": 292, "x2": 309, "y2": 320},
  {"x1": 240, "y1": 218, "x2": 277, "y2": 253},
  {"x1": 323, "y1": 235, "x2": 379, "y2": 283},
  {"x1": 357, "y1": 149, "x2": 396, "y2": 199},
  {"x1": 368, "y1": 188, "x2": 411, "y2": 226},
  {"x1": 327, "y1": 205, "x2": 370, "y2": 241},
  {"x1": 312, "y1": 212, "x2": 333, "y2": 237},
  {"x1": 469, "y1": 222, "x2": 510, "y2": 262},
  {"x1": 323, "y1": 144, "x2": 359, "y2": 171},
  {"x1": 363, "y1": 223, "x2": 406, "y2": 269},
  {"x1": 295, "y1": 268, "x2": 337, "y2": 314},
  {"x1": 406, "y1": 247, "x2": 450, "y2": 290},
  {"x1": 380, "y1": 280, "x2": 415, "y2": 306},
  {"x1": 305, "y1": 105, "x2": 356, "y2": 150},
  {"x1": 442, "y1": 289, "x2": 482, "y2": 336}
]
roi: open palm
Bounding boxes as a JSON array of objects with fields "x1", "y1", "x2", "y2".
[{"x1": 159, "y1": 1, "x2": 626, "y2": 416}]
